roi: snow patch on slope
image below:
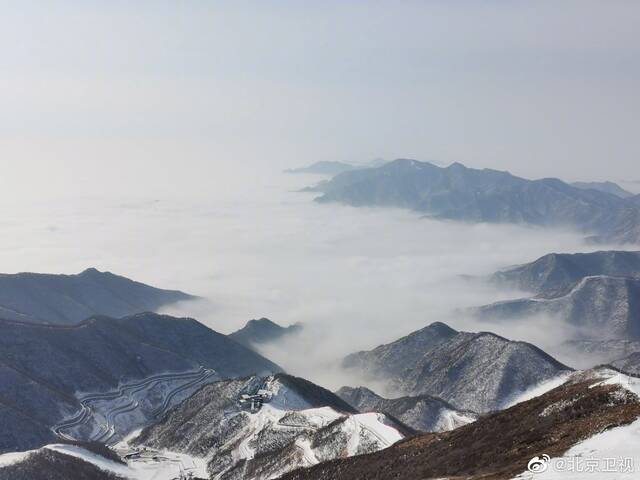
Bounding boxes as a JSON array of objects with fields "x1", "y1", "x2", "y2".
[
  {"x1": 438, "y1": 409, "x2": 477, "y2": 431},
  {"x1": 0, "y1": 450, "x2": 33, "y2": 467},
  {"x1": 46, "y1": 445, "x2": 132, "y2": 477},
  {"x1": 503, "y1": 372, "x2": 573, "y2": 408},
  {"x1": 593, "y1": 369, "x2": 640, "y2": 397},
  {"x1": 351, "y1": 413, "x2": 403, "y2": 445},
  {"x1": 512, "y1": 418, "x2": 640, "y2": 479},
  {"x1": 266, "y1": 378, "x2": 316, "y2": 411},
  {"x1": 512, "y1": 369, "x2": 640, "y2": 479},
  {"x1": 0, "y1": 444, "x2": 209, "y2": 480}
]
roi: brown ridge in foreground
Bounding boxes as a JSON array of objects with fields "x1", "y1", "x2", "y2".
[{"x1": 279, "y1": 370, "x2": 640, "y2": 480}]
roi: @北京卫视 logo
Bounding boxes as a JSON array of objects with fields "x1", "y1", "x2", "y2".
[{"x1": 527, "y1": 454, "x2": 551, "y2": 473}]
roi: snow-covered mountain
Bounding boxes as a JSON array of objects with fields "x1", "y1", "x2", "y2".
[
  {"x1": 6, "y1": 369, "x2": 639, "y2": 480},
  {"x1": 132, "y1": 374, "x2": 406, "y2": 480},
  {"x1": 478, "y1": 251, "x2": 640, "y2": 365},
  {"x1": 335, "y1": 385, "x2": 477, "y2": 432},
  {"x1": 474, "y1": 275, "x2": 640, "y2": 340},
  {"x1": 342, "y1": 322, "x2": 570, "y2": 413},
  {"x1": 229, "y1": 318, "x2": 303, "y2": 350},
  {"x1": 488, "y1": 250, "x2": 640, "y2": 297},
  {"x1": 0, "y1": 313, "x2": 281, "y2": 453},
  {"x1": 0, "y1": 268, "x2": 195, "y2": 325},
  {"x1": 280, "y1": 368, "x2": 640, "y2": 480}
]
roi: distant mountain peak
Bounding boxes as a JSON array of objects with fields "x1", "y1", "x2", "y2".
[
  {"x1": 337, "y1": 385, "x2": 381, "y2": 400},
  {"x1": 446, "y1": 161, "x2": 467, "y2": 169},
  {"x1": 79, "y1": 267, "x2": 101, "y2": 275},
  {"x1": 247, "y1": 317, "x2": 279, "y2": 326},
  {"x1": 385, "y1": 321, "x2": 458, "y2": 347},
  {"x1": 425, "y1": 320, "x2": 457, "y2": 334},
  {"x1": 386, "y1": 158, "x2": 437, "y2": 168},
  {"x1": 229, "y1": 317, "x2": 303, "y2": 350}
]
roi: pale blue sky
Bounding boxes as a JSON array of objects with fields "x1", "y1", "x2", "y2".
[{"x1": 1, "y1": 1, "x2": 639, "y2": 198}]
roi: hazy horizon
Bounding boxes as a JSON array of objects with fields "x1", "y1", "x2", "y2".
[{"x1": 1, "y1": 0, "x2": 639, "y2": 202}]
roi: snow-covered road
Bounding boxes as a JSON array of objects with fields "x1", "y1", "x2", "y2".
[{"x1": 53, "y1": 367, "x2": 217, "y2": 444}]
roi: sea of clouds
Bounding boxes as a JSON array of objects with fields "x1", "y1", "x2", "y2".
[{"x1": 0, "y1": 169, "x2": 631, "y2": 388}]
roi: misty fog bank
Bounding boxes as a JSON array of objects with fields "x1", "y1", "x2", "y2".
[{"x1": 1, "y1": 170, "x2": 631, "y2": 388}]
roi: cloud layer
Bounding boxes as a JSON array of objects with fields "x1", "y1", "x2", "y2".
[{"x1": 1, "y1": 170, "x2": 622, "y2": 388}]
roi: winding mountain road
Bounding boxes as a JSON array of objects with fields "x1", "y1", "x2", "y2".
[{"x1": 53, "y1": 367, "x2": 217, "y2": 444}]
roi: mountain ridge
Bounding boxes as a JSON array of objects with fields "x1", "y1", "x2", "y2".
[
  {"x1": 571, "y1": 180, "x2": 634, "y2": 198},
  {"x1": 0, "y1": 268, "x2": 195, "y2": 326},
  {"x1": 474, "y1": 275, "x2": 640, "y2": 341},
  {"x1": 284, "y1": 161, "x2": 357, "y2": 175},
  {"x1": 335, "y1": 385, "x2": 477, "y2": 432},
  {"x1": 489, "y1": 250, "x2": 640, "y2": 297},
  {"x1": 311, "y1": 159, "x2": 640, "y2": 244},
  {"x1": 342, "y1": 321, "x2": 571, "y2": 412}
]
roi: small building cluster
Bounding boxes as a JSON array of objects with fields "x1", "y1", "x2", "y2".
[{"x1": 239, "y1": 388, "x2": 273, "y2": 412}]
